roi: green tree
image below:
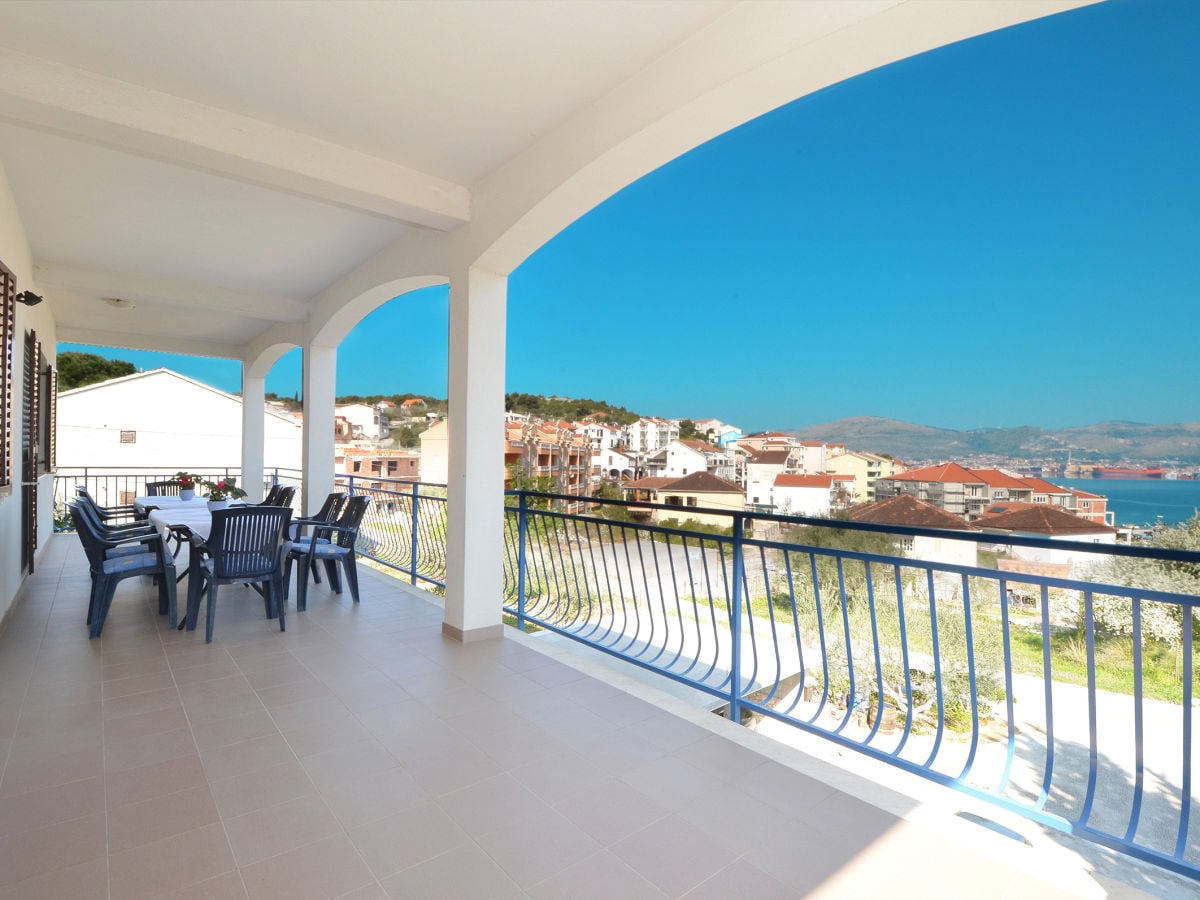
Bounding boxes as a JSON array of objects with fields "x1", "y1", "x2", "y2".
[
  {"x1": 57, "y1": 352, "x2": 135, "y2": 390},
  {"x1": 678, "y1": 419, "x2": 700, "y2": 440},
  {"x1": 1083, "y1": 514, "x2": 1200, "y2": 650}
]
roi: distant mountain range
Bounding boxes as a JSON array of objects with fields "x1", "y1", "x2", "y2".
[{"x1": 786, "y1": 417, "x2": 1200, "y2": 464}]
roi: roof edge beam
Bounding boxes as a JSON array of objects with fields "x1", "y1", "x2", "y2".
[
  {"x1": 36, "y1": 262, "x2": 308, "y2": 323},
  {"x1": 0, "y1": 49, "x2": 471, "y2": 230}
]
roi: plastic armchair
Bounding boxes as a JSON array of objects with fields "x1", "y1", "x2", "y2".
[
  {"x1": 70, "y1": 503, "x2": 177, "y2": 636},
  {"x1": 75, "y1": 486, "x2": 141, "y2": 523},
  {"x1": 145, "y1": 480, "x2": 184, "y2": 497},
  {"x1": 184, "y1": 505, "x2": 292, "y2": 643},
  {"x1": 283, "y1": 495, "x2": 370, "y2": 611}
]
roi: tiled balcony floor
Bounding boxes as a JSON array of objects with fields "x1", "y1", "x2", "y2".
[{"x1": 0, "y1": 536, "x2": 1132, "y2": 898}]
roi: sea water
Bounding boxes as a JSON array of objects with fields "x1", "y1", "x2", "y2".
[{"x1": 1057, "y1": 478, "x2": 1200, "y2": 526}]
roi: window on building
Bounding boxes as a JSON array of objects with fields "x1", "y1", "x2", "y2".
[
  {"x1": 686, "y1": 497, "x2": 698, "y2": 507},
  {"x1": 120, "y1": 430, "x2": 136, "y2": 443}
]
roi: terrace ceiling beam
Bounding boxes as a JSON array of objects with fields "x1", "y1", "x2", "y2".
[
  {"x1": 35, "y1": 263, "x2": 308, "y2": 323},
  {"x1": 0, "y1": 49, "x2": 471, "y2": 230},
  {"x1": 53, "y1": 325, "x2": 242, "y2": 362}
]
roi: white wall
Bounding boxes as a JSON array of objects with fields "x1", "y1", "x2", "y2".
[
  {"x1": 58, "y1": 369, "x2": 301, "y2": 473},
  {"x1": 773, "y1": 485, "x2": 832, "y2": 518},
  {"x1": 0, "y1": 159, "x2": 57, "y2": 625},
  {"x1": 419, "y1": 419, "x2": 448, "y2": 484},
  {"x1": 664, "y1": 442, "x2": 706, "y2": 478}
]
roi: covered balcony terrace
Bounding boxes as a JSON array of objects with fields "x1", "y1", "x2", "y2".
[{"x1": 4, "y1": 1, "x2": 1189, "y2": 897}]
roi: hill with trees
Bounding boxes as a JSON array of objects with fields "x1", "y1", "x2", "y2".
[{"x1": 58, "y1": 352, "x2": 135, "y2": 390}]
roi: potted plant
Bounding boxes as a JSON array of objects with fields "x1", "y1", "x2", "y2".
[
  {"x1": 201, "y1": 476, "x2": 247, "y2": 511},
  {"x1": 174, "y1": 472, "x2": 200, "y2": 501}
]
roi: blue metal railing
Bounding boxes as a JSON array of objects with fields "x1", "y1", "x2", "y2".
[
  {"x1": 335, "y1": 474, "x2": 448, "y2": 588},
  {"x1": 52, "y1": 466, "x2": 302, "y2": 528},
  {"x1": 499, "y1": 491, "x2": 1200, "y2": 880}
]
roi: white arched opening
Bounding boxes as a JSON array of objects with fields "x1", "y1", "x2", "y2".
[{"x1": 438, "y1": 1, "x2": 1090, "y2": 640}]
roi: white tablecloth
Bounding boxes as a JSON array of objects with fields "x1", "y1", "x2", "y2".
[{"x1": 138, "y1": 496, "x2": 246, "y2": 542}]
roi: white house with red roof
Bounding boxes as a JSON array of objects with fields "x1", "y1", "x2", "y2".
[{"x1": 772, "y1": 473, "x2": 835, "y2": 518}]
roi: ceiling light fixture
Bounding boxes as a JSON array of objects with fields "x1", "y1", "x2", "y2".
[{"x1": 16, "y1": 291, "x2": 43, "y2": 306}]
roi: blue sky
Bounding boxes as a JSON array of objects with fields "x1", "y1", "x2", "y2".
[{"x1": 61, "y1": 0, "x2": 1199, "y2": 433}]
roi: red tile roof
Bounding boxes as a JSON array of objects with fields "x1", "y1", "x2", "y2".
[
  {"x1": 972, "y1": 469, "x2": 1031, "y2": 489},
  {"x1": 774, "y1": 474, "x2": 834, "y2": 488},
  {"x1": 845, "y1": 495, "x2": 975, "y2": 530},
  {"x1": 664, "y1": 471, "x2": 743, "y2": 493},
  {"x1": 888, "y1": 462, "x2": 980, "y2": 483},
  {"x1": 977, "y1": 505, "x2": 1116, "y2": 535},
  {"x1": 1021, "y1": 478, "x2": 1071, "y2": 495}
]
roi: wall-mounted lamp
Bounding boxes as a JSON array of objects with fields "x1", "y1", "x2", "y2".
[{"x1": 16, "y1": 291, "x2": 44, "y2": 307}]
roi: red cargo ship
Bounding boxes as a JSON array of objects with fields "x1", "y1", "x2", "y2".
[{"x1": 1091, "y1": 467, "x2": 1166, "y2": 480}]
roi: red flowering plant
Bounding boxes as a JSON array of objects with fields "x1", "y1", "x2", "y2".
[
  {"x1": 173, "y1": 472, "x2": 200, "y2": 490},
  {"x1": 200, "y1": 476, "x2": 247, "y2": 501}
]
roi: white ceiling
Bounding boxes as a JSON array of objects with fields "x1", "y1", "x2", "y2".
[{"x1": 0, "y1": 0, "x2": 742, "y2": 356}]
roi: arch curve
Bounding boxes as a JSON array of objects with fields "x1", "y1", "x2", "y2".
[{"x1": 457, "y1": 1, "x2": 1089, "y2": 276}]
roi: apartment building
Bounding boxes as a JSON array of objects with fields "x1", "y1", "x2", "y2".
[{"x1": 876, "y1": 462, "x2": 1113, "y2": 525}]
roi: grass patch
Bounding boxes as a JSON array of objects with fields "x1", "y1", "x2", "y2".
[{"x1": 1011, "y1": 627, "x2": 1197, "y2": 704}]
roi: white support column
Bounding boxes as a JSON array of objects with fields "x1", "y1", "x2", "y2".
[
  {"x1": 302, "y1": 344, "x2": 337, "y2": 517},
  {"x1": 443, "y1": 264, "x2": 507, "y2": 642},
  {"x1": 241, "y1": 369, "x2": 266, "y2": 502}
]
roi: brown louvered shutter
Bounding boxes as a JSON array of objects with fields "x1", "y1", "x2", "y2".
[
  {"x1": 23, "y1": 330, "x2": 39, "y2": 571},
  {"x1": 47, "y1": 365, "x2": 57, "y2": 472},
  {"x1": 0, "y1": 262, "x2": 13, "y2": 488}
]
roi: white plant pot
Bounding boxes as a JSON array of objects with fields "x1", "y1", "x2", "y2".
[
  {"x1": 207, "y1": 499, "x2": 230, "y2": 511},
  {"x1": 179, "y1": 488, "x2": 195, "y2": 501}
]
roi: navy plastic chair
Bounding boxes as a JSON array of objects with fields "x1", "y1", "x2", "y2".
[
  {"x1": 145, "y1": 480, "x2": 184, "y2": 497},
  {"x1": 70, "y1": 503, "x2": 177, "y2": 637},
  {"x1": 185, "y1": 506, "x2": 292, "y2": 643},
  {"x1": 284, "y1": 495, "x2": 370, "y2": 611},
  {"x1": 287, "y1": 491, "x2": 346, "y2": 584},
  {"x1": 75, "y1": 486, "x2": 141, "y2": 523}
]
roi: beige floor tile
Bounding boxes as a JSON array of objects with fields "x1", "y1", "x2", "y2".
[
  {"x1": 526, "y1": 849, "x2": 668, "y2": 900},
  {"x1": 107, "y1": 784, "x2": 220, "y2": 853},
  {"x1": 379, "y1": 843, "x2": 522, "y2": 900},
  {"x1": 190, "y1": 708, "x2": 279, "y2": 752},
  {"x1": 0, "y1": 776, "x2": 105, "y2": 839},
  {"x1": 554, "y1": 774, "x2": 669, "y2": 845},
  {"x1": 0, "y1": 745, "x2": 103, "y2": 797},
  {"x1": 318, "y1": 765, "x2": 426, "y2": 829},
  {"x1": 106, "y1": 754, "x2": 208, "y2": 809},
  {"x1": 282, "y1": 712, "x2": 371, "y2": 757},
  {"x1": 0, "y1": 811, "x2": 107, "y2": 887},
  {"x1": 104, "y1": 726, "x2": 197, "y2": 773},
  {"x1": 239, "y1": 833, "x2": 374, "y2": 900},
  {"x1": 209, "y1": 759, "x2": 317, "y2": 820},
  {"x1": 102, "y1": 686, "x2": 181, "y2": 721},
  {"x1": 611, "y1": 814, "x2": 738, "y2": 897},
  {"x1": 0, "y1": 855, "x2": 108, "y2": 900},
  {"x1": 201, "y1": 732, "x2": 294, "y2": 781},
  {"x1": 102, "y1": 704, "x2": 190, "y2": 744},
  {"x1": 436, "y1": 773, "x2": 551, "y2": 836},
  {"x1": 109, "y1": 822, "x2": 236, "y2": 900},
  {"x1": 157, "y1": 870, "x2": 248, "y2": 900},
  {"x1": 474, "y1": 806, "x2": 602, "y2": 887},
  {"x1": 299, "y1": 738, "x2": 398, "y2": 793},
  {"x1": 223, "y1": 793, "x2": 342, "y2": 865},
  {"x1": 682, "y1": 858, "x2": 800, "y2": 899},
  {"x1": 347, "y1": 799, "x2": 468, "y2": 878}
]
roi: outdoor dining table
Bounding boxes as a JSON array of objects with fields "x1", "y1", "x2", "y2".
[
  {"x1": 134, "y1": 495, "x2": 254, "y2": 631},
  {"x1": 134, "y1": 495, "x2": 245, "y2": 542}
]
